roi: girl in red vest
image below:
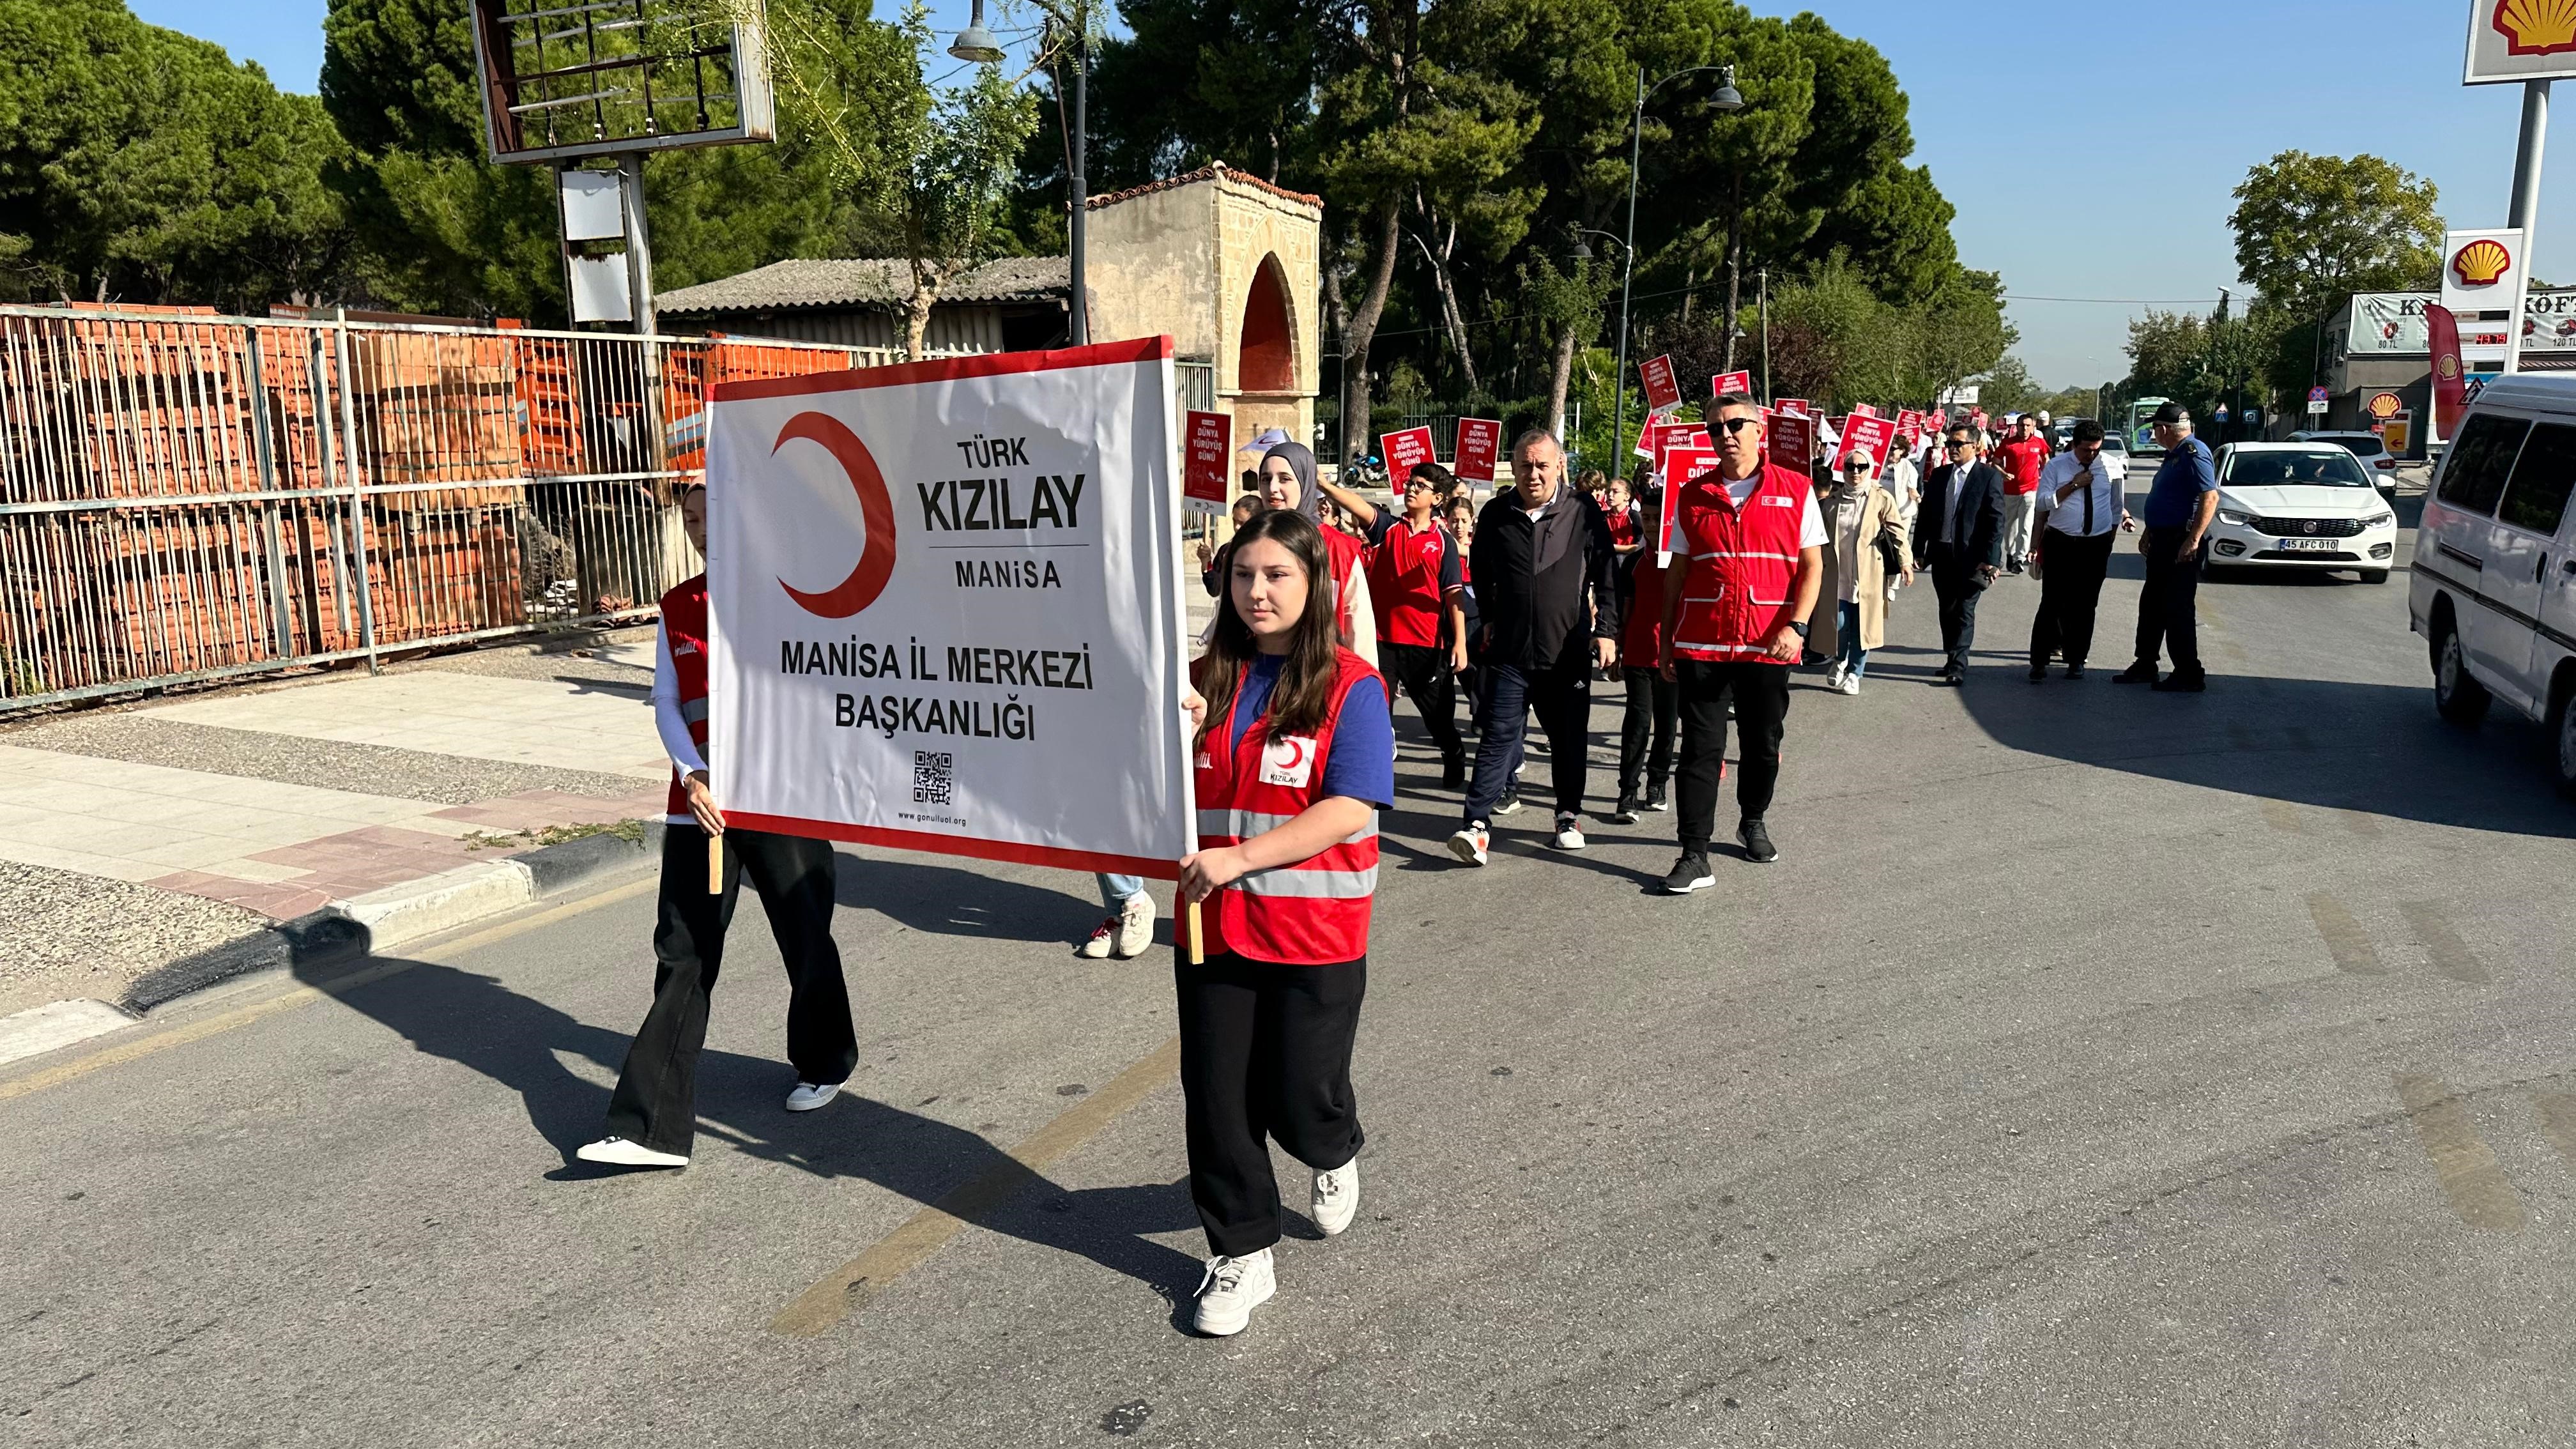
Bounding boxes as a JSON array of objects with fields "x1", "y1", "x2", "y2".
[
  {"x1": 578, "y1": 482, "x2": 856, "y2": 1170},
  {"x1": 1176, "y1": 507, "x2": 1395, "y2": 1337}
]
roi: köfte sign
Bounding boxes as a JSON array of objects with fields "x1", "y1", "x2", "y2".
[{"x1": 702, "y1": 338, "x2": 1195, "y2": 878}]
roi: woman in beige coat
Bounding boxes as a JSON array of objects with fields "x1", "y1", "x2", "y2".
[{"x1": 1810, "y1": 451, "x2": 1911, "y2": 696}]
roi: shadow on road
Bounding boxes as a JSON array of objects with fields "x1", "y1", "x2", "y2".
[
  {"x1": 832, "y1": 853, "x2": 1099, "y2": 942},
  {"x1": 1949, "y1": 661, "x2": 2574, "y2": 839},
  {"x1": 295, "y1": 926, "x2": 1200, "y2": 1299}
]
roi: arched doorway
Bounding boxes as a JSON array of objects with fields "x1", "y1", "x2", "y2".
[{"x1": 1237, "y1": 255, "x2": 1295, "y2": 394}]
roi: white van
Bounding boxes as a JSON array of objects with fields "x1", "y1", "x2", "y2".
[{"x1": 2408, "y1": 372, "x2": 2576, "y2": 793}]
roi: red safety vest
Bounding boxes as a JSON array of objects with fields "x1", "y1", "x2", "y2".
[
  {"x1": 661, "y1": 574, "x2": 711, "y2": 821},
  {"x1": 1321, "y1": 526, "x2": 1366, "y2": 640},
  {"x1": 1366, "y1": 517, "x2": 1451, "y2": 648},
  {"x1": 1620, "y1": 553, "x2": 1669, "y2": 668},
  {"x1": 1192, "y1": 648, "x2": 1383, "y2": 965},
  {"x1": 1670, "y1": 463, "x2": 1808, "y2": 663}
]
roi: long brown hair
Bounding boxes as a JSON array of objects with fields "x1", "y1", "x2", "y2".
[{"x1": 1195, "y1": 509, "x2": 1341, "y2": 753}]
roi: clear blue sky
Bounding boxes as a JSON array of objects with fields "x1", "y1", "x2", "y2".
[{"x1": 144, "y1": 1, "x2": 2574, "y2": 391}]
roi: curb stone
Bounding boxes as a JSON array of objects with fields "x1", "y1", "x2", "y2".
[{"x1": 111, "y1": 821, "x2": 667, "y2": 1017}]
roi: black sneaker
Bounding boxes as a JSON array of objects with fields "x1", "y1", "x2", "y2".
[
  {"x1": 1493, "y1": 783, "x2": 1522, "y2": 816},
  {"x1": 1938, "y1": 666, "x2": 1964, "y2": 687},
  {"x1": 1644, "y1": 783, "x2": 1669, "y2": 812},
  {"x1": 2113, "y1": 661, "x2": 2158, "y2": 684},
  {"x1": 1440, "y1": 758, "x2": 1466, "y2": 791},
  {"x1": 1737, "y1": 818, "x2": 1779, "y2": 864},
  {"x1": 2152, "y1": 670, "x2": 2207, "y2": 693},
  {"x1": 2065, "y1": 664, "x2": 2086, "y2": 680},
  {"x1": 1660, "y1": 851, "x2": 1715, "y2": 894},
  {"x1": 2027, "y1": 664, "x2": 2047, "y2": 683},
  {"x1": 1611, "y1": 793, "x2": 1641, "y2": 825}
]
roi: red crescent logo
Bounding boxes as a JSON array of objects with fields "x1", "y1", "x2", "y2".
[
  {"x1": 1271, "y1": 738, "x2": 1310, "y2": 771},
  {"x1": 772, "y1": 411, "x2": 898, "y2": 618}
]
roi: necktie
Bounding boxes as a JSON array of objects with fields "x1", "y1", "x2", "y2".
[{"x1": 2081, "y1": 463, "x2": 2094, "y2": 535}]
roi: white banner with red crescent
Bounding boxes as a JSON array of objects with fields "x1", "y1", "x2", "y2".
[{"x1": 702, "y1": 337, "x2": 1195, "y2": 879}]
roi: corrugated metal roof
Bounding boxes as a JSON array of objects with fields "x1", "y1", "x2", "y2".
[{"x1": 659, "y1": 256, "x2": 1070, "y2": 316}]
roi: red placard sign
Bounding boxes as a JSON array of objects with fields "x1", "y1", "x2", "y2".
[
  {"x1": 1711, "y1": 369, "x2": 1752, "y2": 399},
  {"x1": 1649, "y1": 418, "x2": 1708, "y2": 471},
  {"x1": 1850, "y1": 402, "x2": 1880, "y2": 419},
  {"x1": 1379, "y1": 425, "x2": 1438, "y2": 496},
  {"x1": 1183, "y1": 410, "x2": 1230, "y2": 514},
  {"x1": 1894, "y1": 409, "x2": 1925, "y2": 446},
  {"x1": 1453, "y1": 417, "x2": 1503, "y2": 484},
  {"x1": 1768, "y1": 410, "x2": 1815, "y2": 472},
  {"x1": 1774, "y1": 397, "x2": 1811, "y2": 417},
  {"x1": 1656, "y1": 444, "x2": 1720, "y2": 555},
  {"x1": 1640, "y1": 354, "x2": 1682, "y2": 414},
  {"x1": 1832, "y1": 413, "x2": 1896, "y2": 471}
]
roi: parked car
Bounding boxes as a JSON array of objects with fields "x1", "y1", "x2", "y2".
[
  {"x1": 2204, "y1": 443, "x2": 2399, "y2": 582},
  {"x1": 2288, "y1": 429, "x2": 2400, "y2": 492},
  {"x1": 2408, "y1": 372, "x2": 2576, "y2": 793}
]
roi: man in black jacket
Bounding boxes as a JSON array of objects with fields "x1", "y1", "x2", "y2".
[
  {"x1": 1913, "y1": 424, "x2": 2007, "y2": 686},
  {"x1": 1448, "y1": 429, "x2": 1622, "y2": 866}
]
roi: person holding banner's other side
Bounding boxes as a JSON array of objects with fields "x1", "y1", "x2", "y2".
[
  {"x1": 1175, "y1": 507, "x2": 1395, "y2": 1337},
  {"x1": 577, "y1": 482, "x2": 857, "y2": 1170}
]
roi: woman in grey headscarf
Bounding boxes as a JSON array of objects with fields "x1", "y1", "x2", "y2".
[{"x1": 1234, "y1": 441, "x2": 1376, "y2": 665}]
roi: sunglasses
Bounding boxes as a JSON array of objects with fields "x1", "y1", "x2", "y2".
[
  {"x1": 1715, "y1": 417, "x2": 1761, "y2": 435},
  {"x1": 1945, "y1": 441, "x2": 1975, "y2": 452}
]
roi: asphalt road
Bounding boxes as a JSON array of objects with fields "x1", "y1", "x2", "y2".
[{"x1": 10, "y1": 475, "x2": 2576, "y2": 1447}]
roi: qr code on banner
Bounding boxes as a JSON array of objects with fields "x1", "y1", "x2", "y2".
[{"x1": 912, "y1": 751, "x2": 954, "y2": 806}]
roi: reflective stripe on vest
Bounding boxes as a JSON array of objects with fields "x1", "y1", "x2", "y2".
[{"x1": 1190, "y1": 650, "x2": 1384, "y2": 964}]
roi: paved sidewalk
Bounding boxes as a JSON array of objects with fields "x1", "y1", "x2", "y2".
[{"x1": 0, "y1": 636, "x2": 670, "y2": 1016}]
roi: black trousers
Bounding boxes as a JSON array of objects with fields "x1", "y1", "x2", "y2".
[
  {"x1": 2029, "y1": 528, "x2": 2116, "y2": 668},
  {"x1": 1925, "y1": 544, "x2": 1989, "y2": 673},
  {"x1": 1176, "y1": 951, "x2": 1367, "y2": 1257},
  {"x1": 2133, "y1": 527, "x2": 2205, "y2": 673},
  {"x1": 1379, "y1": 640, "x2": 1465, "y2": 768},
  {"x1": 602, "y1": 825, "x2": 855, "y2": 1154},
  {"x1": 1674, "y1": 657, "x2": 1790, "y2": 850},
  {"x1": 1464, "y1": 657, "x2": 1592, "y2": 822},
  {"x1": 1618, "y1": 664, "x2": 1677, "y2": 796}
]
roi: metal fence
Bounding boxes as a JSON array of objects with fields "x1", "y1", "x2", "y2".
[
  {"x1": 0, "y1": 304, "x2": 913, "y2": 712},
  {"x1": 0, "y1": 310, "x2": 1233, "y2": 714}
]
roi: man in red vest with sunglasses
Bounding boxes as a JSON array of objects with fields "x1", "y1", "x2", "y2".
[{"x1": 1655, "y1": 393, "x2": 1824, "y2": 891}]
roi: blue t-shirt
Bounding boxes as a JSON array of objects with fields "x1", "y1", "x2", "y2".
[
  {"x1": 2143, "y1": 437, "x2": 2216, "y2": 530},
  {"x1": 1230, "y1": 654, "x2": 1394, "y2": 809}
]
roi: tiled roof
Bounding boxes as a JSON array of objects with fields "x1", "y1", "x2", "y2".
[
  {"x1": 657, "y1": 256, "x2": 1070, "y2": 315},
  {"x1": 1085, "y1": 162, "x2": 1323, "y2": 213}
]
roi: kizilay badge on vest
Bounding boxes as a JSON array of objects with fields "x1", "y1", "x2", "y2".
[{"x1": 1260, "y1": 736, "x2": 1318, "y2": 788}]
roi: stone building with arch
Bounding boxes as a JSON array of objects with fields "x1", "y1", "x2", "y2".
[{"x1": 1084, "y1": 164, "x2": 1324, "y2": 462}]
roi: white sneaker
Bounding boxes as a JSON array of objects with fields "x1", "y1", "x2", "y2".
[
  {"x1": 1448, "y1": 824, "x2": 1489, "y2": 866},
  {"x1": 1839, "y1": 672, "x2": 1861, "y2": 696},
  {"x1": 1824, "y1": 660, "x2": 1847, "y2": 689},
  {"x1": 1311, "y1": 1158, "x2": 1359, "y2": 1236},
  {"x1": 1192, "y1": 1248, "x2": 1276, "y2": 1337},
  {"x1": 1551, "y1": 812, "x2": 1586, "y2": 850},
  {"x1": 575, "y1": 1136, "x2": 688, "y2": 1169},
  {"x1": 785, "y1": 1081, "x2": 840, "y2": 1112},
  {"x1": 1112, "y1": 893, "x2": 1154, "y2": 958},
  {"x1": 1076, "y1": 916, "x2": 1119, "y2": 958}
]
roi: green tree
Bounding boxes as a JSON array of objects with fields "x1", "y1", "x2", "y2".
[
  {"x1": 2229, "y1": 150, "x2": 2441, "y2": 321},
  {"x1": 322, "y1": 0, "x2": 882, "y2": 321},
  {"x1": 0, "y1": 0, "x2": 355, "y2": 308}
]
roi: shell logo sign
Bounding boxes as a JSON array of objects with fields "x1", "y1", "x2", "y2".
[
  {"x1": 2494, "y1": 0, "x2": 2576, "y2": 57},
  {"x1": 2453, "y1": 236, "x2": 2515, "y2": 287},
  {"x1": 2368, "y1": 390, "x2": 2407, "y2": 418}
]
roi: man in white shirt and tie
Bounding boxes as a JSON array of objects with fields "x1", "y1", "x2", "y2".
[{"x1": 2027, "y1": 419, "x2": 2134, "y2": 681}]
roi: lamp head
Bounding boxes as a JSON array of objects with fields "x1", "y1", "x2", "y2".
[
  {"x1": 948, "y1": 0, "x2": 1006, "y2": 63},
  {"x1": 1709, "y1": 65, "x2": 1744, "y2": 112}
]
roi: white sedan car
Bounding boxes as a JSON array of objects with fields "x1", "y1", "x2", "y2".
[{"x1": 2204, "y1": 442, "x2": 2400, "y2": 583}]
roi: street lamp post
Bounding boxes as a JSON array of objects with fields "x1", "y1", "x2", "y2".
[
  {"x1": 952, "y1": 0, "x2": 1088, "y2": 346},
  {"x1": 1609, "y1": 64, "x2": 1741, "y2": 465}
]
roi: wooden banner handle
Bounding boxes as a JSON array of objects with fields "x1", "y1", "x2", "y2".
[
  {"x1": 1186, "y1": 898, "x2": 1204, "y2": 966},
  {"x1": 707, "y1": 832, "x2": 724, "y2": 894}
]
